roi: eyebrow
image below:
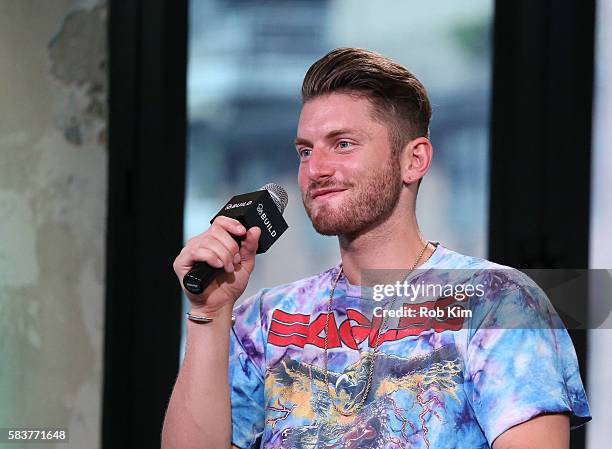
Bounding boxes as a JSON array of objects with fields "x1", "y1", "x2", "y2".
[{"x1": 294, "y1": 128, "x2": 365, "y2": 146}]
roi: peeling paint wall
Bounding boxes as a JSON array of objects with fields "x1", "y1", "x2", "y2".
[{"x1": 0, "y1": 1, "x2": 107, "y2": 448}]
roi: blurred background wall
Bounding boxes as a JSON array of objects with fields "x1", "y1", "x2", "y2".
[{"x1": 0, "y1": 1, "x2": 107, "y2": 448}]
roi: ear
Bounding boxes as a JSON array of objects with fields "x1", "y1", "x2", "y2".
[{"x1": 400, "y1": 137, "x2": 433, "y2": 185}]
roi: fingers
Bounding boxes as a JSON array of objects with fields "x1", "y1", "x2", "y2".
[
  {"x1": 174, "y1": 218, "x2": 263, "y2": 282},
  {"x1": 174, "y1": 241, "x2": 225, "y2": 277},
  {"x1": 175, "y1": 216, "x2": 247, "y2": 276},
  {"x1": 210, "y1": 216, "x2": 247, "y2": 239},
  {"x1": 187, "y1": 247, "x2": 224, "y2": 269},
  {"x1": 199, "y1": 235, "x2": 236, "y2": 273},
  {"x1": 205, "y1": 217, "x2": 246, "y2": 271},
  {"x1": 238, "y1": 226, "x2": 261, "y2": 260}
]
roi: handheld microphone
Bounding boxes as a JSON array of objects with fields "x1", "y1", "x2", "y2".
[{"x1": 182, "y1": 183, "x2": 289, "y2": 295}]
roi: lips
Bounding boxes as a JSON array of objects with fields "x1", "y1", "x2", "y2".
[{"x1": 311, "y1": 188, "x2": 347, "y2": 200}]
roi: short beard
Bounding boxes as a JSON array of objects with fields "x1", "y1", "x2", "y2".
[{"x1": 302, "y1": 154, "x2": 402, "y2": 236}]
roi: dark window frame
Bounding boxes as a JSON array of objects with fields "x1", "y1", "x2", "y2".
[
  {"x1": 103, "y1": 1, "x2": 187, "y2": 447},
  {"x1": 489, "y1": 1, "x2": 595, "y2": 448}
]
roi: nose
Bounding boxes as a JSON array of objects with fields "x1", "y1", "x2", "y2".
[{"x1": 306, "y1": 148, "x2": 334, "y2": 181}]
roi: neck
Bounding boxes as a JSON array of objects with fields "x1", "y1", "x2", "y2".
[{"x1": 337, "y1": 210, "x2": 433, "y2": 286}]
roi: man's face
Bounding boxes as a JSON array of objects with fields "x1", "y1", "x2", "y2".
[{"x1": 295, "y1": 93, "x2": 403, "y2": 236}]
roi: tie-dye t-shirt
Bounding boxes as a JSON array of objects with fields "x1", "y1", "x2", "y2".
[{"x1": 228, "y1": 244, "x2": 591, "y2": 449}]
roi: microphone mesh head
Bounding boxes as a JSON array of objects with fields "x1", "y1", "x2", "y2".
[{"x1": 259, "y1": 183, "x2": 289, "y2": 214}]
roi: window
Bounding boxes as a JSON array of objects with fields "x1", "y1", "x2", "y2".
[{"x1": 185, "y1": 0, "x2": 493, "y2": 320}]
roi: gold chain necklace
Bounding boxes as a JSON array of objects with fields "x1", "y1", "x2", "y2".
[{"x1": 323, "y1": 240, "x2": 431, "y2": 417}]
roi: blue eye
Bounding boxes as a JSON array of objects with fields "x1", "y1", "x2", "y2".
[
  {"x1": 338, "y1": 141, "x2": 352, "y2": 149},
  {"x1": 298, "y1": 148, "x2": 312, "y2": 159}
]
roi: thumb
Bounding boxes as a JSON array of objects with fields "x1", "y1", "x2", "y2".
[{"x1": 239, "y1": 226, "x2": 261, "y2": 261}]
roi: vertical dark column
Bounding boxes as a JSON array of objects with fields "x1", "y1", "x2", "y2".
[
  {"x1": 104, "y1": 1, "x2": 187, "y2": 448},
  {"x1": 489, "y1": 1, "x2": 595, "y2": 447}
]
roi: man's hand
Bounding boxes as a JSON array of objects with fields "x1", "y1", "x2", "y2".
[
  {"x1": 492, "y1": 413, "x2": 569, "y2": 449},
  {"x1": 173, "y1": 216, "x2": 261, "y2": 317}
]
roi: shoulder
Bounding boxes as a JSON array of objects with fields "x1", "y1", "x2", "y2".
[
  {"x1": 435, "y1": 246, "x2": 559, "y2": 330},
  {"x1": 432, "y1": 244, "x2": 507, "y2": 270},
  {"x1": 433, "y1": 245, "x2": 540, "y2": 293}
]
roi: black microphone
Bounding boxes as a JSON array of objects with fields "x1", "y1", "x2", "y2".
[{"x1": 182, "y1": 183, "x2": 289, "y2": 295}]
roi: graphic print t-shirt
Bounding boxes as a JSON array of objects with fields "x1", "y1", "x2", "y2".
[{"x1": 228, "y1": 244, "x2": 591, "y2": 449}]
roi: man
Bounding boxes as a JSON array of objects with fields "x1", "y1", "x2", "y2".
[{"x1": 163, "y1": 48, "x2": 590, "y2": 449}]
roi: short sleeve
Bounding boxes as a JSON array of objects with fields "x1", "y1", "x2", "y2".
[
  {"x1": 463, "y1": 273, "x2": 592, "y2": 446},
  {"x1": 229, "y1": 291, "x2": 267, "y2": 449}
]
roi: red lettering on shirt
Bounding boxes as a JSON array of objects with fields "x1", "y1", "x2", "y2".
[{"x1": 267, "y1": 297, "x2": 466, "y2": 349}]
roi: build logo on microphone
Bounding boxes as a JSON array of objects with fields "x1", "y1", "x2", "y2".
[{"x1": 257, "y1": 203, "x2": 277, "y2": 237}]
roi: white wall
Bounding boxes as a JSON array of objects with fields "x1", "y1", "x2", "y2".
[
  {"x1": 0, "y1": 2, "x2": 107, "y2": 448},
  {"x1": 587, "y1": 1, "x2": 612, "y2": 447}
]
